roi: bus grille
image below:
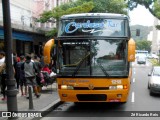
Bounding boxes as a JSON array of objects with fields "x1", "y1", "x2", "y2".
[
  {"x1": 76, "y1": 94, "x2": 107, "y2": 101},
  {"x1": 74, "y1": 87, "x2": 109, "y2": 90}
]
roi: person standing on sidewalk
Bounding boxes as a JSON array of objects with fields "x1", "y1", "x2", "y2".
[
  {"x1": 0, "y1": 51, "x2": 7, "y2": 101},
  {"x1": 22, "y1": 54, "x2": 40, "y2": 98},
  {"x1": 16, "y1": 55, "x2": 27, "y2": 96},
  {"x1": 13, "y1": 52, "x2": 20, "y2": 90},
  {"x1": 33, "y1": 55, "x2": 42, "y2": 93}
]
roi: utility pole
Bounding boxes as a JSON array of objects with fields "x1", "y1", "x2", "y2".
[{"x1": 2, "y1": 0, "x2": 18, "y2": 117}]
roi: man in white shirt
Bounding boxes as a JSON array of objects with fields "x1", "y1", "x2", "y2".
[
  {"x1": 0, "y1": 51, "x2": 5, "y2": 73},
  {"x1": 0, "y1": 51, "x2": 7, "y2": 101},
  {"x1": 0, "y1": 51, "x2": 5, "y2": 65}
]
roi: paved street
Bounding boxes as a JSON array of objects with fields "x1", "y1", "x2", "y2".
[{"x1": 41, "y1": 60, "x2": 160, "y2": 120}]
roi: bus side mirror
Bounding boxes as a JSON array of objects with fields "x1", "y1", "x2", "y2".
[
  {"x1": 136, "y1": 29, "x2": 140, "y2": 36},
  {"x1": 43, "y1": 39, "x2": 55, "y2": 64},
  {"x1": 128, "y1": 38, "x2": 136, "y2": 62}
]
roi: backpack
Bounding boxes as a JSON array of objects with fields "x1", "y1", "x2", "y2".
[{"x1": 21, "y1": 61, "x2": 38, "y2": 77}]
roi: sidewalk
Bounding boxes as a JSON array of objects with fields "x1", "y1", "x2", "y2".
[{"x1": 0, "y1": 83, "x2": 61, "y2": 120}]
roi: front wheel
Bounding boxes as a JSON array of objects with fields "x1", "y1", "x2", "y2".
[
  {"x1": 148, "y1": 83, "x2": 150, "y2": 89},
  {"x1": 150, "y1": 90, "x2": 153, "y2": 96},
  {"x1": 74, "y1": 102, "x2": 80, "y2": 106}
]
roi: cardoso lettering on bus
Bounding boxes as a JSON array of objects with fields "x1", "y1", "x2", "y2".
[
  {"x1": 65, "y1": 20, "x2": 120, "y2": 34},
  {"x1": 62, "y1": 80, "x2": 89, "y2": 84}
]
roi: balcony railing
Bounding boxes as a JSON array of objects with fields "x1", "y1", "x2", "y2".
[{"x1": 0, "y1": 18, "x2": 54, "y2": 34}]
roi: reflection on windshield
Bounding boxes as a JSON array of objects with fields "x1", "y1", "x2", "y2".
[
  {"x1": 58, "y1": 39, "x2": 128, "y2": 77},
  {"x1": 91, "y1": 40, "x2": 127, "y2": 76}
]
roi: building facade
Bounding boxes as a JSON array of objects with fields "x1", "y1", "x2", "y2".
[
  {"x1": 0, "y1": 0, "x2": 45, "y2": 56},
  {"x1": 148, "y1": 17, "x2": 160, "y2": 54},
  {"x1": 0, "y1": 0, "x2": 70, "y2": 56}
]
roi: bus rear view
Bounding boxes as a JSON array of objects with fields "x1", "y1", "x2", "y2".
[{"x1": 45, "y1": 13, "x2": 135, "y2": 103}]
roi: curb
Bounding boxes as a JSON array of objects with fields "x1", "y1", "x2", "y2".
[
  {"x1": 41, "y1": 98, "x2": 62, "y2": 116},
  {"x1": 32, "y1": 98, "x2": 62, "y2": 120},
  {"x1": 13, "y1": 99, "x2": 62, "y2": 120}
]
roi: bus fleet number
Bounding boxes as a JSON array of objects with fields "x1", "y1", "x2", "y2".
[{"x1": 111, "y1": 80, "x2": 122, "y2": 84}]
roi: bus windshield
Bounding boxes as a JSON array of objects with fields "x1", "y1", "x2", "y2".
[
  {"x1": 57, "y1": 39, "x2": 128, "y2": 77},
  {"x1": 58, "y1": 18, "x2": 128, "y2": 37}
]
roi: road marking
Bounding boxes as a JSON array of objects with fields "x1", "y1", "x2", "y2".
[
  {"x1": 131, "y1": 92, "x2": 135, "y2": 103},
  {"x1": 133, "y1": 78, "x2": 135, "y2": 83}
]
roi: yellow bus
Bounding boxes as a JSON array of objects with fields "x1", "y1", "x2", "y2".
[{"x1": 44, "y1": 13, "x2": 135, "y2": 103}]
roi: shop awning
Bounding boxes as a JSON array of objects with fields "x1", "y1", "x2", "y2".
[
  {"x1": 0, "y1": 28, "x2": 4, "y2": 39},
  {"x1": 0, "y1": 28, "x2": 33, "y2": 41}
]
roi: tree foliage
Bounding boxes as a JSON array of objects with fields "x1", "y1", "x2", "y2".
[
  {"x1": 38, "y1": 0, "x2": 128, "y2": 37},
  {"x1": 128, "y1": 0, "x2": 160, "y2": 29},
  {"x1": 91, "y1": 0, "x2": 127, "y2": 14},
  {"x1": 45, "y1": 28, "x2": 58, "y2": 38},
  {"x1": 38, "y1": 1, "x2": 94, "y2": 23},
  {"x1": 136, "y1": 40, "x2": 152, "y2": 52},
  {"x1": 128, "y1": 0, "x2": 158, "y2": 17},
  {"x1": 39, "y1": 0, "x2": 127, "y2": 21}
]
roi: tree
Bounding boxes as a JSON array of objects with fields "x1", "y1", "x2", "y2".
[
  {"x1": 91, "y1": 0, "x2": 127, "y2": 14},
  {"x1": 136, "y1": 40, "x2": 152, "y2": 52},
  {"x1": 38, "y1": 0, "x2": 128, "y2": 37},
  {"x1": 128, "y1": 0, "x2": 160, "y2": 29}
]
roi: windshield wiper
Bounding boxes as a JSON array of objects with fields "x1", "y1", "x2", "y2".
[
  {"x1": 72, "y1": 52, "x2": 91, "y2": 76},
  {"x1": 96, "y1": 59, "x2": 109, "y2": 76}
]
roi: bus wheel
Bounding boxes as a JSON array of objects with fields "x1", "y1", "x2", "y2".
[
  {"x1": 74, "y1": 102, "x2": 80, "y2": 106},
  {"x1": 148, "y1": 83, "x2": 150, "y2": 89},
  {"x1": 121, "y1": 101, "x2": 127, "y2": 104},
  {"x1": 150, "y1": 90, "x2": 153, "y2": 96}
]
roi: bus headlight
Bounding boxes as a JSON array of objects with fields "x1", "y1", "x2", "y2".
[
  {"x1": 109, "y1": 86, "x2": 117, "y2": 90},
  {"x1": 61, "y1": 85, "x2": 74, "y2": 90},
  {"x1": 109, "y1": 85, "x2": 123, "y2": 90},
  {"x1": 61, "y1": 85, "x2": 67, "y2": 89},
  {"x1": 117, "y1": 85, "x2": 123, "y2": 89}
]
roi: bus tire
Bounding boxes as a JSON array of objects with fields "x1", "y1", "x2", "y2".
[
  {"x1": 74, "y1": 102, "x2": 80, "y2": 105},
  {"x1": 150, "y1": 90, "x2": 153, "y2": 96},
  {"x1": 148, "y1": 83, "x2": 150, "y2": 89}
]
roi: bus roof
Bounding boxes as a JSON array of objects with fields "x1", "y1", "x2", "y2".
[{"x1": 61, "y1": 13, "x2": 128, "y2": 19}]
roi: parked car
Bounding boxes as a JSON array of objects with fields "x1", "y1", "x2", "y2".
[
  {"x1": 148, "y1": 66, "x2": 160, "y2": 95},
  {"x1": 137, "y1": 57, "x2": 146, "y2": 64},
  {"x1": 147, "y1": 54, "x2": 159, "y2": 59}
]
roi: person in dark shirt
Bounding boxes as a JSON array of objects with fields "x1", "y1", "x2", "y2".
[
  {"x1": 22, "y1": 54, "x2": 40, "y2": 98},
  {"x1": 16, "y1": 55, "x2": 27, "y2": 96},
  {"x1": 13, "y1": 52, "x2": 20, "y2": 90},
  {"x1": 33, "y1": 55, "x2": 42, "y2": 93}
]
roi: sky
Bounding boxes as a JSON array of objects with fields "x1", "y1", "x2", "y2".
[{"x1": 129, "y1": 5, "x2": 154, "y2": 26}]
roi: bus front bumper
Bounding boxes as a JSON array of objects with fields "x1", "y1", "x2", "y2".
[{"x1": 58, "y1": 90, "x2": 129, "y2": 102}]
